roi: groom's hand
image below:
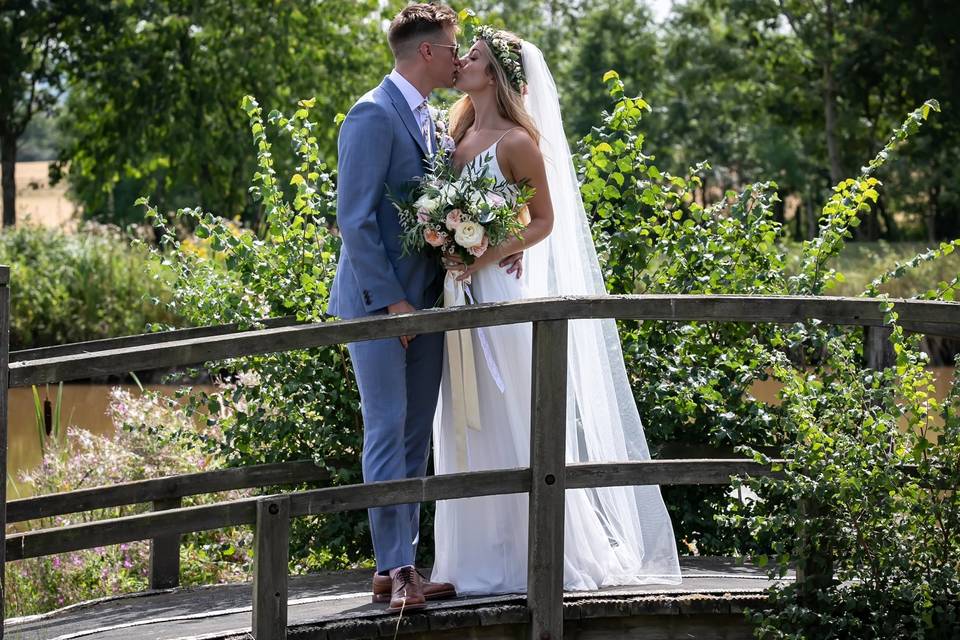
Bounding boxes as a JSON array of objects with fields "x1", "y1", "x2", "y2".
[
  {"x1": 499, "y1": 252, "x2": 523, "y2": 279},
  {"x1": 387, "y1": 300, "x2": 417, "y2": 349}
]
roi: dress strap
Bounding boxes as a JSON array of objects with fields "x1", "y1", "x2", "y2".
[{"x1": 493, "y1": 127, "x2": 522, "y2": 146}]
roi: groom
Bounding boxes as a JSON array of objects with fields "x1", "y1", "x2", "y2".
[{"x1": 329, "y1": 3, "x2": 518, "y2": 611}]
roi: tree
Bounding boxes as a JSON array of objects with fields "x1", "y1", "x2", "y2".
[
  {"x1": 0, "y1": 2, "x2": 101, "y2": 226},
  {"x1": 561, "y1": 0, "x2": 661, "y2": 143},
  {"x1": 56, "y1": 0, "x2": 398, "y2": 227}
]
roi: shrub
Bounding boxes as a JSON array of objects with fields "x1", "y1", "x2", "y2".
[
  {"x1": 0, "y1": 223, "x2": 181, "y2": 351},
  {"x1": 581, "y1": 72, "x2": 959, "y2": 635}
]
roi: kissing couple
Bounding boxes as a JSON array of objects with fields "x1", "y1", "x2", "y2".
[{"x1": 328, "y1": 3, "x2": 681, "y2": 611}]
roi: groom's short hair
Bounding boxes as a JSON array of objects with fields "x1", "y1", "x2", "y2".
[{"x1": 388, "y1": 3, "x2": 458, "y2": 60}]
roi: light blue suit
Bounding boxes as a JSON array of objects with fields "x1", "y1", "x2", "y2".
[{"x1": 328, "y1": 76, "x2": 444, "y2": 571}]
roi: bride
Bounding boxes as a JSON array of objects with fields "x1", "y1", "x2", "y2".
[{"x1": 430, "y1": 28, "x2": 682, "y2": 595}]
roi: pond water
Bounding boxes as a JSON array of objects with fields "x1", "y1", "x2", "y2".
[{"x1": 6, "y1": 385, "x2": 209, "y2": 499}]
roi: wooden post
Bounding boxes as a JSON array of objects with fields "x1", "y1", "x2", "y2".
[
  {"x1": 0, "y1": 265, "x2": 9, "y2": 639},
  {"x1": 527, "y1": 320, "x2": 567, "y2": 640},
  {"x1": 864, "y1": 325, "x2": 895, "y2": 371},
  {"x1": 149, "y1": 497, "x2": 182, "y2": 589},
  {"x1": 796, "y1": 497, "x2": 832, "y2": 603},
  {"x1": 252, "y1": 495, "x2": 289, "y2": 640}
]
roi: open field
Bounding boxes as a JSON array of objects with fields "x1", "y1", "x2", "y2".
[{"x1": 11, "y1": 162, "x2": 77, "y2": 230}]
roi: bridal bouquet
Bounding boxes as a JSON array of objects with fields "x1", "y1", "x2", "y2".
[{"x1": 392, "y1": 149, "x2": 534, "y2": 264}]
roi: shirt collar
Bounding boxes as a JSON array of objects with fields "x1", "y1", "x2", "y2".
[{"x1": 388, "y1": 69, "x2": 430, "y2": 115}]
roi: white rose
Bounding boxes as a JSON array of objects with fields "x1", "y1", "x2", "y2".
[
  {"x1": 454, "y1": 221, "x2": 485, "y2": 249},
  {"x1": 415, "y1": 194, "x2": 438, "y2": 213}
]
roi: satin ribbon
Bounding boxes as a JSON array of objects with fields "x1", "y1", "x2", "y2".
[{"x1": 443, "y1": 271, "x2": 505, "y2": 471}]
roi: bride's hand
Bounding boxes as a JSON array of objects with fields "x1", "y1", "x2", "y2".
[
  {"x1": 442, "y1": 254, "x2": 466, "y2": 271},
  {"x1": 455, "y1": 249, "x2": 499, "y2": 282}
]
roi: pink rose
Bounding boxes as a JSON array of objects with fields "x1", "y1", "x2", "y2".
[
  {"x1": 445, "y1": 208, "x2": 463, "y2": 231},
  {"x1": 424, "y1": 227, "x2": 446, "y2": 247},
  {"x1": 468, "y1": 234, "x2": 489, "y2": 257},
  {"x1": 487, "y1": 192, "x2": 506, "y2": 208},
  {"x1": 417, "y1": 212, "x2": 430, "y2": 224}
]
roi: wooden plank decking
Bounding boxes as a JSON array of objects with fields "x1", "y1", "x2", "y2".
[{"x1": 5, "y1": 557, "x2": 789, "y2": 640}]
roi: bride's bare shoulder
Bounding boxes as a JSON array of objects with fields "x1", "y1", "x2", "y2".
[
  {"x1": 499, "y1": 127, "x2": 539, "y2": 156},
  {"x1": 499, "y1": 128, "x2": 543, "y2": 181}
]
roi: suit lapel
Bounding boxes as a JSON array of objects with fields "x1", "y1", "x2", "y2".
[{"x1": 382, "y1": 76, "x2": 429, "y2": 157}]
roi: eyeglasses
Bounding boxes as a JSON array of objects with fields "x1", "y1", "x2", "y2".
[{"x1": 428, "y1": 42, "x2": 460, "y2": 59}]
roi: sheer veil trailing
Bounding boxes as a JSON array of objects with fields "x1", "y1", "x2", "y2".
[{"x1": 520, "y1": 41, "x2": 681, "y2": 583}]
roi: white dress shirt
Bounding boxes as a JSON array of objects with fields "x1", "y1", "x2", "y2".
[{"x1": 389, "y1": 69, "x2": 432, "y2": 151}]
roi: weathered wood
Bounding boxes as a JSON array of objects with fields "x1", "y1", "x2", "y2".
[
  {"x1": 649, "y1": 443, "x2": 782, "y2": 459},
  {"x1": 566, "y1": 459, "x2": 786, "y2": 488},
  {"x1": 150, "y1": 497, "x2": 182, "y2": 590},
  {"x1": 252, "y1": 495, "x2": 289, "y2": 640},
  {"x1": 864, "y1": 325, "x2": 895, "y2": 370},
  {"x1": 5, "y1": 461, "x2": 787, "y2": 562},
  {"x1": 292, "y1": 468, "x2": 531, "y2": 517},
  {"x1": 6, "y1": 467, "x2": 530, "y2": 561},
  {"x1": 0, "y1": 265, "x2": 10, "y2": 639},
  {"x1": 527, "y1": 320, "x2": 568, "y2": 640},
  {"x1": 10, "y1": 315, "x2": 301, "y2": 362},
  {"x1": 7, "y1": 498, "x2": 259, "y2": 561},
  {"x1": 10, "y1": 296, "x2": 959, "y2": 386},
  {"x1": 7, "y1": 460, "x2": 329, "y2": 523}
]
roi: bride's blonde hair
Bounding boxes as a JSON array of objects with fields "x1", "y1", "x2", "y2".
[{"x1": 449, "y1": 29, "x2": 539, "y2": 146}]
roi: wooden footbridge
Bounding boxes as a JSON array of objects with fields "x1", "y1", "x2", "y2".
[{"x1": 0, "y1": 264, "x2": 957, "y2": 639}]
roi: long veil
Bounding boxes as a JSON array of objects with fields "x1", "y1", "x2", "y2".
[{"x1": 521, "y1": 41, "x2": 681, "y2": 583}]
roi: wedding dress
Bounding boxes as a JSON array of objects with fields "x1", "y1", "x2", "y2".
[{"x1": 430, "y1": 41, "x2": 681, "y2": 595}]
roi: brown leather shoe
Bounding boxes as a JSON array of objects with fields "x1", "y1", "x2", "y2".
[
  {"x1": 373, "y1": 569, "x2": 457, "y2": 603},
  {"x1": 387, "y1": 565, "x2": 427, "y2": 612}
]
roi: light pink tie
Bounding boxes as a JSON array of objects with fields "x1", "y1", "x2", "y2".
[{"x1": 416, "y1": 101, "x2": 432, "y2": 154}]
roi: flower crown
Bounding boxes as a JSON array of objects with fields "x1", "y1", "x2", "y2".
[{"x1": 474, "y1": 25, "x2": 525, "y2": 93}]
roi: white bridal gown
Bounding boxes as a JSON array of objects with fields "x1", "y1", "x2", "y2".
[{"x1": 430, "y1": 133, "x2": 682, "y2": 595}]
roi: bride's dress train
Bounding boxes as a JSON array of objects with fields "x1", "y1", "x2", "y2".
[{"x1": 430, "y1": 125, "x2": 681, "y2": 594}]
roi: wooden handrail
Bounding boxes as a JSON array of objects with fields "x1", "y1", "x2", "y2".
[
  {"x1": 10, "y1": 315, "x2": 302, "y2": 362},
  {"x1": 5, "y1": 292, "x2": 958, "y2": 639},
  {"x1": 6, "y1": 460, "x2": 330, "y2": 523},
  {"x1": 10, "y1": 295, "x2": 960, "y2": 387},
  {"x1": 5, "y1": 459, "x2": 778, "y2": 562},
  {"x1": 6, "y1": 446, "x2": 768, "y2": 525}
]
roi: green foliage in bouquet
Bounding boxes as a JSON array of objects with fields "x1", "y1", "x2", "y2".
[{"x1": 392, "y1": 146, "x2": 532, "y2": 263}]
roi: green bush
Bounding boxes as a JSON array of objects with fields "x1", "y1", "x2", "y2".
[
  {"x1": 581, "y1": 72, "x2": 959, "y2": 635},
  {"x1": 140, "y1": 96, "x2": 371, "y2": 572},
  {"x1": 0, "y1": 223, "x2": 181, "y2": 351}
]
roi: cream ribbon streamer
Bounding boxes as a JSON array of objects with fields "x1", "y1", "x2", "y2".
[{"x1": 443, "y1": 270, "x2": 505, "y2": 471}]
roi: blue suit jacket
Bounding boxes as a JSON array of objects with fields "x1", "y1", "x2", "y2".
[{"x1": 328, "y1": 76, "x2": 442, "y2": 319}]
